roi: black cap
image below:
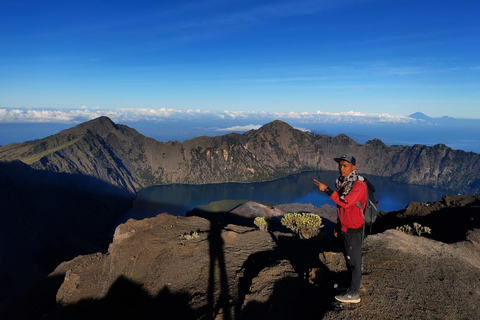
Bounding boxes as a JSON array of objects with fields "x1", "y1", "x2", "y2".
[{"x1": 334, "y1": 154, "x2": 356, "y2": 165}]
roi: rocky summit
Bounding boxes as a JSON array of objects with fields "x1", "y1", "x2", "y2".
[
  {"x1": 1, "y1": 117, "x2": 480, "y2": 194},
  {"x1": 3, "y1": 195, "x2": 478, "y2": 320}
]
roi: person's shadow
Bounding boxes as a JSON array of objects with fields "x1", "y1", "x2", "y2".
[{"x1": 206, "y1": 221, "x2": 232, "y2": 320}]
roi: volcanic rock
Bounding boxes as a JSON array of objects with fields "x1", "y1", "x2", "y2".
[
  {"x1": 375, "y1": 194, "x2": 480, "y2": 243},
  {"x1": 34, "y1": 207, "x2": 480, "y2": 320},
  {"x1": 229, "y1": 201, "x2": 287, "y2": 218}
]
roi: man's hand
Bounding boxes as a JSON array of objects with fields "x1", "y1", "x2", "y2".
[{"x1": 313, "y1": 179, "x2": 327, "y2": 192}]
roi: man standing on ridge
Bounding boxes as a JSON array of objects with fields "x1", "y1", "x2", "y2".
[{"x1": 313, "y1": 154, "x2": 367, "y2": 304}]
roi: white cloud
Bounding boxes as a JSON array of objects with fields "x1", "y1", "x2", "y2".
[
  {"x1": 0, "y1": 107, "x2": 418, "y2": 125},
  {"x1": 294, "y1": 127, "x2": 311, "y2": 132},
  {"x1": 215, "y1": 124, "x2": 262, "y2": 132},
  {"x1": 0, "y1": 108, "x2": 92, "y2": 123}
]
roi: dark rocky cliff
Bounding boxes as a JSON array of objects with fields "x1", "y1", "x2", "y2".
[
  {"x1": 0, "y1": 161, "x2": 134, "y2": 311},
  {"x1": 11, "y1": 203, "x2": 478, "y2": 320},
  {"x1": 1, "y1": 117, "x2": 479, "y2": 194}
]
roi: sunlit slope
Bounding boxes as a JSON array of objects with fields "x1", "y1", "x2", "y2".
[{"x1": 0, "y1": 134, "x2": 82, "y2": 165}]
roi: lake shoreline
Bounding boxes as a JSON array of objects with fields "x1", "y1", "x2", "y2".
[{"x1": 119, "y1": 170, "x2": 453, "y2": 224}]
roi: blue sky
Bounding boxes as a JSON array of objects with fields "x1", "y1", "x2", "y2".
[{"x1": 1, "y1": 0, "x2": 479, "y2": 120}]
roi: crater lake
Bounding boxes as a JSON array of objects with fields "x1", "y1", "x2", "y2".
[{"x1": 118, "y1": 171, "x2": 454, "y2": 224}]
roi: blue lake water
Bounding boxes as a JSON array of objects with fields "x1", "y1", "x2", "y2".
[{"x1": 119, "y1": 171, "x2": 453, "y2": 223}]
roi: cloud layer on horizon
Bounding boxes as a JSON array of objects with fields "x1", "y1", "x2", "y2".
[{"x1": 0, "y1": 107, "x2": 418, "y2": 127}]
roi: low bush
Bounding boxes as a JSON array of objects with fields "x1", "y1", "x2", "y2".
[
  {"x1": 396, "y1": 224, "x2": 413, "y2": 235},
  {"x1": 396, "y1": 223, "x2": 431, "y2": 237},
  {"x1": 281, "y1": 213, "x2": 323, "y2": 239},
  {"x1": 181, "y1": 230, "x2": 200, "y2": 240},
  {"x1": 413, "y1": 222, "x2": 431, "y2": 236},
  {"x1": 254, "y1": 217, "x2": 269, "y2": 232}
]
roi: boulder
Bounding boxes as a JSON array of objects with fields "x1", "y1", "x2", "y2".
[{"x1": 229, "y1": 201, "x2": 286, "y2": 218}]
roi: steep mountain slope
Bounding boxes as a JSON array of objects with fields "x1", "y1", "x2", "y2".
[
  {"x1": 0, "y1": 117, "x2": 139, "y2": 193},
  {"x1": 1, "y1": 117, "x2": 479, "y2": 194}
]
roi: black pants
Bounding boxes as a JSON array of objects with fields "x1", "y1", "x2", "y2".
[{"x1": 343, "y1": 229, "x2": 363, "y2": 294}]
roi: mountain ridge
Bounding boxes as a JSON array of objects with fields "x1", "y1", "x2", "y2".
[{"x1": 0, "y1": 117, "x2": 479, "y2": 194}]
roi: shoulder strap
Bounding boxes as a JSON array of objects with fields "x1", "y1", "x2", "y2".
[
  {"x1": 354, "y1": 180, "x2": 368, "y2": 238},
  {"x1": 354, "y1": 180, "x2": 367, "y2": 211}
]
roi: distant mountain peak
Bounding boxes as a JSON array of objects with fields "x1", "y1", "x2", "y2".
[
  {"x1": 80, "y1": 116, "x2": 117, "y2": 130},
  {"x1": 257, "y1": 120, "x2": 294, "y2": 132},
  {"x1": 61, "y1": 116, "x2": 119, "y2": 136},
  {"x1": 409, "y1": 112, "x2": 432, "y2": 120},
  {"x1": 409, "y1": 112, "x2": 459, "y2": 124}
]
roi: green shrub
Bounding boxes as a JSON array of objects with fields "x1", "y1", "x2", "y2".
[
  {"x1": 396, "y1": 224, "x2": 413, "y2": 235},
  {"x1": 413, "y1": 222, "x2": 431, "y2": 236},
  {"x1": 181, "y1": 230, "x2": 200, "y2": 240},
  {"x1": 396, "y1": 223, "x2": 431, "y2": 237},
  {"x1": 281, "y1": 213, "x2": 323, "y2": 239},
  {"x1": 254, "y1": 217, "x2": 269, "y2": 231}
]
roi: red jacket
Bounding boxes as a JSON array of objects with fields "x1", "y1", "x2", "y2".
[{"x1": 329, "y1": 180, "x2": 367, "y2": 232}]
